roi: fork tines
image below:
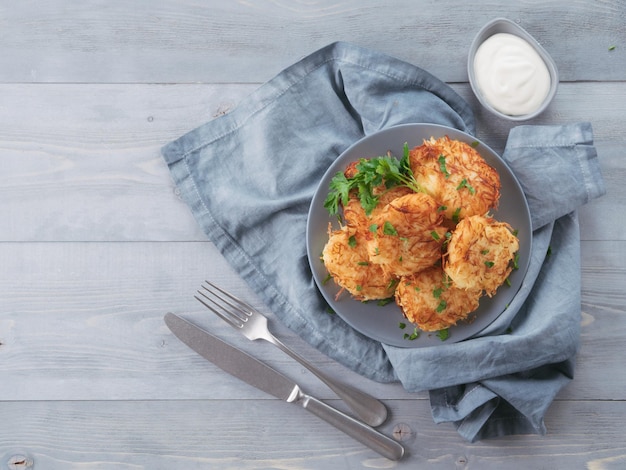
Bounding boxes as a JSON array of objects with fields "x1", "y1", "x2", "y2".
[{"x1": 195, "y1": 281, "x2": 253, "y2": 329}]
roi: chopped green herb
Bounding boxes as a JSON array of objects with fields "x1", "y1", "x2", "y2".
[
  {"x1": 437, "y1": 205, "x2": 447, "y2": 212},
  {"x1": 513, "y1": 252, "x2": 520, "y2": 269},
  {"x1": 369, "y1": 224, "x2": 378, "y2": 233},
  {"x1": 322, "y1": 273, "x2": 332, "y2": 285},
  {"x1": 456, "y1": 178, "x2": 476, "y2": 195},
  {"x1": 438, "y1": 154, "x2": 450, "y2": 178},
  {"x1": 377, "y1": 297, "x2": 394, "y2": 306},
  {"x1": 348, "y1": 235, "x2": 357, "y2": 248},
  {"x1": 609, "y1": 45, "x2": 616, "y2": 51},
  {"x1": 484, "y1": 261, "x2": 495, "y2": 268},
  {"x1": 481, "y1": 249, "x2": 490, "y2": 255},
  {"x1": 452, "y1": 207, "x2": 462, "y2": 223},
  {"x1": 433, "y1": 287, "x2": 443, "y2": 298},
  {"x1": 399, "y1": 322, "x2": 407, "y2": 330},
  {"x1": 471, "y1": 141, "x2": 480, "y2": 148},
  {"x1": 357, "y1": 261, "x2": 369, "y2": 266},
  {"x1": 403, "y1": 326, "x2": 420, "y2": 340},
  {"x1": 437, "y1": 328, "x2": 449, "y2": 341},
  {"x1": 356, "y1": 285, "x2": 362, "y2": 291},
  {"x1": 326, "y1": 306, "x2": 336, "y2": 315},
  {"x1": 431, "y1": 230, "x2": 441, "y2": 241},
  {"x1": 383, "y1": 221, "x2": 398, "y2": 236},
  {"x1": 436, "y1": 300, "x2": 447, "y2": 313}
]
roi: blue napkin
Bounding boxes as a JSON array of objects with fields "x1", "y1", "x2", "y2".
[{"x1": 161, "y1": 42, "x2": 605, "y2": 442}]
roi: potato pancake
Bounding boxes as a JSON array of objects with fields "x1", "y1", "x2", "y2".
[
  {"x1": 409, "y1": 136, "x2": 500, "y2": 222},
  {"x1": 395, "y1": 267, "x2": 482, "y2": 331},
  {"x1": 444, "y1": 215, "x2": 519, "y2": 297},
  {"x1": 322, "y1": 225, "x2": 396, "y2": 301},
  {"x1": 366, "y1": 192, "x2": 447, "y2": 276},
  {"x1": 343, "y1": 186, "x2": 413, "y2": 233}
]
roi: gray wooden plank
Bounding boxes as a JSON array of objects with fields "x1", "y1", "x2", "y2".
[
  {"x1": 0, "y1": 1, "x2": 621, "y2": 468},
  {"x1": 0, "y1": 240, "x2": 415, "y2": 402},
  {"x1": 559, "y1": 240, "x2": 626, "y2": 399},
  {"x1": 0, "y1": 82, "x2": 622, "y2": 243},
  {"x1": 0, "y1": 83, "x2": 256, "y2": 242},
  {"x1": 0, "y1": 398, "x2": 625, "y2": 469},
  {"x1": 0, "y1": 0, "x2": 624, "y2": 84},
  {"x1": 0, "y1": 240, "x2": 623, "y2": 402}
]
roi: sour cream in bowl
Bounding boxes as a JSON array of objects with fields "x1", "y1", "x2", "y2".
[{"x1": 468, "y1": 18, "x2": 559, "y2": 121}]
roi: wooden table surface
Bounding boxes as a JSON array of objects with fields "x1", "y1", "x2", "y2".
[{"x1": 1, "y1": 1, "x2": 624, "y2": 468}]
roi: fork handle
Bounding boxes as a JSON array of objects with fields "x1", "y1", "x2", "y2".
[
  {"x1": 297, "y1": 392, "x2": 404, "y2": 461},
  {"x1": 268, "y1": 336, "x2": 388, "y2": 427}
]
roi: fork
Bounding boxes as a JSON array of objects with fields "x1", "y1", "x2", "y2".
[{"x1": 195, "y1": 280, "x2": 388, "y2": 427}]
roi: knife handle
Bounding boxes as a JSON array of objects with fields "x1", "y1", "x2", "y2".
[{"x1": 298, "y1": 393, "x2": 405, "y2": 461}]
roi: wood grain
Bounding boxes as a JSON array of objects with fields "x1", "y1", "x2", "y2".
[
  {"x1": 0, "y1": 1, "x2": 624, "y2": 84},
  {"x1": 1, "y1": 399, "x2": 625, "y2": 469},
  {"x1": 0, "y1": 241, "x2": 416, "y2": 402},
  {"x1": 0, "y1": 1, "x2": 624, "y2": 467}
]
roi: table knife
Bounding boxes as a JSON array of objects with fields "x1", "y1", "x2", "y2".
[{"x1": 164, "y1": 312, "x2": 405, "y2": 461}]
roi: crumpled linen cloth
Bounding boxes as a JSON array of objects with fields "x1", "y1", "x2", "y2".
[{"x1": 161, "y1": 42, "x2": 606, "y2": 442}]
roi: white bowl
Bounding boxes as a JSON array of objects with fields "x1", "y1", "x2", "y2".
[{"x1": 468, "y1": 18, "x2": 559, "y2": 121}]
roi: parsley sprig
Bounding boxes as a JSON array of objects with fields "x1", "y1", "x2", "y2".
[{"x1": 323, "y1": 143, "x2": 422, "y2": 216}]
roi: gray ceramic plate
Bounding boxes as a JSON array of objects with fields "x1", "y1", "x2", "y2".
[{"x1": 306, "y1": 123, "x2": 532, "y2": 348}]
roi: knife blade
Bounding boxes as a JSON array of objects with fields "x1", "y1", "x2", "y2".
[{"x1": 164, "y1": 312, "x2": 404, "y2": 461}]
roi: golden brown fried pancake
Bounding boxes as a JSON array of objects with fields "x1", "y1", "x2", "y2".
[
  {"x1": 322, "y1": 225, "x2": 396, "y2": 301},
  {"x1": 444, "y1": 215, "x2": 519, "y2": 297},
  {"x1": 410, "y1": 136, "x2": 500, "y2": 222},
  {"x1": 366, "y1": 193, "x2": 447, "y2": 277},
  {"x1": 395, "y1": 267, "x2": 482, "y2": 332}
]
